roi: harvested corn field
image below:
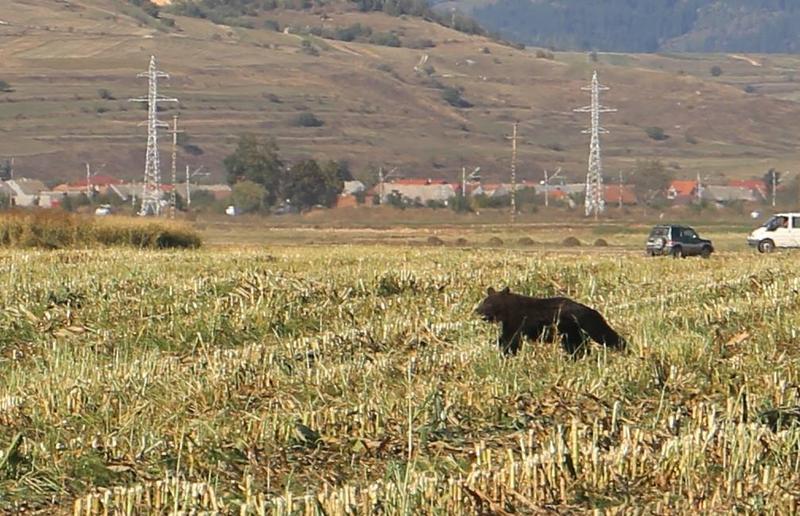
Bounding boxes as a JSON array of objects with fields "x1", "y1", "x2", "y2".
[{"x1": 0, "y1": 246, "x2": 799, "y2": 513}]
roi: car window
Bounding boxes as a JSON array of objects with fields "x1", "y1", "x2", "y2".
[
  {"x1": 765, "y1": 216, "x2": 782, "y2": 231},
  {"x1": 649, "y1": 227, "x2": 668, "y2": 238},
  {"x1": 684, "y1": 229, "x2": 698, "y2": 239},
  {"x1": 793, "y1": 217, "x2": 800, "y2": 229}
]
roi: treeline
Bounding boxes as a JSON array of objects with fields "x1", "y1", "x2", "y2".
[
  {"x1": 353, "y1": 0, "x2": 485, "y2": 36},
  {"x1": 472, "y1": 0, "x2": 800, "y2": 52},
  {"x1": 224, "y1": 135, "x2": 350, "y2": 213},
  {"x1": 167, "y1": 0, "x2": 485, "y2": 37}
]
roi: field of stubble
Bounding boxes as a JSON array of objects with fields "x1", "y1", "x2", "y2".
[{"x1": 1, "y1": 245, "x2": 800, "y2": 514}]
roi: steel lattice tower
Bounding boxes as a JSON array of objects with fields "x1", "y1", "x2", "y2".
[
  {"x1": 130, "y1": 56, "x2": 177, "y2": 216},
  {"x1": 574, "y1": 71, "x2": 616, "y2": 219}
]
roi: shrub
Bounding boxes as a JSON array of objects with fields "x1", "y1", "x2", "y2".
[
  {"x1": 426, "y1": 236, "x2": 444, "y2": 246},
  {"x1": 645, "y1": 126, "x2": 669, "y2": 141},
  {"x1": 369, "y1": 32, "x2": 401, "y2": 47},
  {"x1": 455, "y1": 237, "x2": 468, "y2": 245},
  {"x1": 0, "y1": 80, "x2": 11, "y2": 92},
  {"x1": 98, "y1": 88, "x2": 115, "y2": 100},
  {"x1": 442, "y1": 87, "x2": 472, "y2": 108},
  {"x1": 710, "y1": 65, "x2": 722, "y2": 77},
  {"x1": 292, "y1": 112, "x2": 324, "y2": 127},
  {"x1": 406, "y1": 38, "x2": 435, "y2": 49},
  {"x1": 263, "y1": 19, "x2": 280, "y2": 31},
  {"x1": 488, "y1": 236, "x2": 503, "y2": 246},
  {"x1": 562, "y1": 236, "x2": 581, "y2": 246},
  {"x1": 594, "y1": 238, "x2": 608, "y2": 247},
  {"x1": 518, "y1": 237, "x2": 535, "y2": 246},
  {"x1": 744, "y1": 84, "x2": 757, "y2": 94}
]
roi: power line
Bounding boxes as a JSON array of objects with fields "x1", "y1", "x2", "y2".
[
  {"x1": 129, "y1": 56, "x2": 177, "y2": 217},
  {"x1": 574, "y1": 71, "x2": 616, "y2": 220}
]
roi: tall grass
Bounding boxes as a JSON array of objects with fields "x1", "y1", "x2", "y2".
[{"x1": 0, "y1": 211, "x2": 201, "y2": 249}]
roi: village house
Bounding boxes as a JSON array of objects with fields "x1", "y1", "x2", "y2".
[
  {"x1": 666, "y1": 180, "x2": 698, "y2": 203},
  {"x1": 700, "y1": 185, "x2": 760, "y2": 204},
  {"x1": 4, "y1": 178, "x2": 47, "y2": 207},
  {"x1": 373, "y1": 178, "x2": 457, "y2": 205}
]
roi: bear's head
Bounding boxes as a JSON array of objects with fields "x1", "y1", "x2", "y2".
[{"x1": 475, "y1": 286, "x2": 511, "y2": 322}]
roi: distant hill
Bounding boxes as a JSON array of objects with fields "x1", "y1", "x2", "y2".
[
  {"x1": 3, "y1": 0, "x2": 800, "y2": 187},
  {"x1": 451, "y1": 0, "x2": 800, "y2": 53}
]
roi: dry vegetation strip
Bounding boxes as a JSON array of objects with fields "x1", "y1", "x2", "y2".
[
  {"x1": 0, "y1": 212, "x2": 201, "y2": 249},
  {"x1": 0, "y1": 246, "x2": 799, "y2": 512}
]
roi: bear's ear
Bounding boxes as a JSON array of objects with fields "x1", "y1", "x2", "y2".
[
  {"x1": 487, "y1": 287, "x2": 496, "y2": 295},
  {"x1": 501, "y1": 287, "x2": 510, "y2": 294}
]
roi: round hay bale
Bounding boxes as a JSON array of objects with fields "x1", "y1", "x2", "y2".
[
  {"x1": 455, "y1": 237, "x2": 468, "y2": 246},
  {"x1": 427, "y1": 236, "x2": 445, "y2": 246},
  {"x1": 594, "y1": 238, "x2": 609, "y2": 247},
  {"x1": 518, "y1": 237, "x2": 535, "y2": 246},
  {"x1": 488, "y1": 237, "x2": 504, "y2": 246},
  {"x1": 562, "y1": 236, "x2": 582, "y2": 247}
]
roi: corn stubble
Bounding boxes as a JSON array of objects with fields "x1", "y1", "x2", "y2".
[{"x1": 0, "y1": 246, "x2": 799, "y2": 513}]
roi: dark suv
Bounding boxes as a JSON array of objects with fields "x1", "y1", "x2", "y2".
[{"x1": 646, "y1": 225, "x2": 714, "y2": 258}]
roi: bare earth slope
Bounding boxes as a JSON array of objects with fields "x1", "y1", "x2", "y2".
[{"x1": 2, "y1": 0, "x2": 800, "y2": 184}]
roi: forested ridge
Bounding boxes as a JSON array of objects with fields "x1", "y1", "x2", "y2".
[{"x1": 464, "y1": 0, "x2": 800, "y2": 52}]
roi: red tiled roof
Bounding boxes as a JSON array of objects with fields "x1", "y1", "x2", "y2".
[
  {"x1": 69, "y1": 175, "x2": 124, "y2": 187},
  {"x1": 604, "y1": 184, "x2": 637, "y2": 204},
  {"x1": 668, "y1": 180, "x2": 697, "y2": 197},
  {"x1": 391, "y1": 178, "x2": 449, "y2": 185},
  {"x1": 729, "y1": 179, "x2": 767, "y2": 196}
]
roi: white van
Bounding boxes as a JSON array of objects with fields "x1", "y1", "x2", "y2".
[{"x1": 747, "y1": 213, "x2": 800, "y2": 253}]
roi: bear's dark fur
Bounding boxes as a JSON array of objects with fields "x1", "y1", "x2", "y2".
[{"x1": 475, "y1": 287, "x2": 626, "y2": 356}]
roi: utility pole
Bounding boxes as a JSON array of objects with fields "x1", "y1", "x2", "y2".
[
  {"x1": 696, "y1": 171, "x2": 704, "y2": 203},
  {"x1": 129, "y1": 55, "x2": 178, "y2": 216},
  {"x1": 772, "y1": 171, "x2": 778, "y2": 208},
  {"x1": 186, "y1": 165, "x2": 191, "y2": 207},
  {"x1": 379, "y1": 167, "x2": 384, "y2": 205},
  {"x1": 377, "y1": 167, "x2": 398, "y2": 205},
  {"x1": 85, "y1": 163, "x2": 92, "y2": 199},
  {"x1": 574, "y1": 71, "x2": 616, "y2": 220},
  {"x1": 185, "y1": 165, "x2": 206, "y2": 208},
  {"x1": 169, "y1": 115, "x2": 182, "y2": 219},
  {"x1": 510, "y1": 122, "x2": 518, "y2": 223},
  {"x1": 542, "y1": 167, "x2": 562, "y2": 208},
  {"x1": 461, "y1": 166, "x2": 480, "y2": 208}
]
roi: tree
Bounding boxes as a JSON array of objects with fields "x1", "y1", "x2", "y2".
[
  {"x1": 630, "y1": 160, "x2": 673, "y2": 205},
  {"x1": 763, "y1": 168, "x2": 781, "y2": 190},
  {"x1": 282, "y1": 160, "x2": 343, "y2": 211},
  {"x1": 0, "y1": 160, "x2": 11, "y2": 181},
  {"x1": 322, "y1": 160, "x2": 354, "y2": 182},
  {"x1": 223, "y1": 135, "x2": 283, "y2": 205},
  {"x1": 232, "y1": 180, "x2": 268, "y2": 213}
]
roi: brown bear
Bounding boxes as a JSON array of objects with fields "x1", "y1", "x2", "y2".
[{"x1": 475, "y1": 287, "x2": 626, "y2": 356}]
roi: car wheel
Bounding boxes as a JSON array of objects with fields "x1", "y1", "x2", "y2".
[
  {"x1": 701, "y1": 246, "x2": 712, "y2": 259},
  {"x1": 758, "y1": 239, "x2": 775, "y2": 254},
  {"x1": 671, "y1": 246, "x2": 683, "y2": 259}
]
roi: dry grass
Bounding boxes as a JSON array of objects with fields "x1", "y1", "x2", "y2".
[
  {"x1": 1, "y1": 244, "x2": 799, "y2": 512},
  {"x1": 0, "y1": 211, "x2": 201, "y2": 249}
]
